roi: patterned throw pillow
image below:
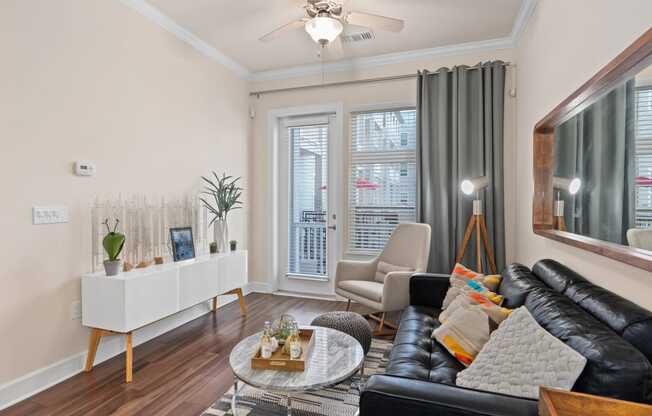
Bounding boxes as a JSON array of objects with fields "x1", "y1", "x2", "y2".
[
  {"x1": 442, "y1": 263, "x2": 503, "y2": 311},
  {"x1": 440, "y1": 290, "x2": 511, "y2": 324},
  {"x1": 451, "y1": 263, "x2": 502, "y2": 291},
  {"x1": 456, "y1": 307, "x2": 587, "y2": 399},
  {"x1": 432, "y1": 305, "x2": 491, "y2": 367}
]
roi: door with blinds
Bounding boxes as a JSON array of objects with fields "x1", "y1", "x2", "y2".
[{"x1": 278, "y1": 114, "x2": 340, "y2": 294}]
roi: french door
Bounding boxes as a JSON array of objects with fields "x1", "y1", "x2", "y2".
[{"x1": 278, "y1": 113, "x2": 340, "y2": 295}]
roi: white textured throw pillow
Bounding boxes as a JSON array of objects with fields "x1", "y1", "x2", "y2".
[{"x1": 455, "y1": 306, "x2": 587, "y2": 399}]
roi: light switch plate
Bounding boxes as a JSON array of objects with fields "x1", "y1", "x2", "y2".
[{"x1": 33, "y1": 206, "x2": 69, "y2": 225}]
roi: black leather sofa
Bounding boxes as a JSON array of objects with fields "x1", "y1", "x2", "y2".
[{"x1": 359, "y1": 259, "x2": 652, "y2": 416}]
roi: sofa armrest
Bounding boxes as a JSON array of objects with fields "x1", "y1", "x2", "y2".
[
  {"x1": 360, "y1": 375, "x2": 538, "y2": 416},
  {"x1": 409, "y1": 273, "x2": 450, "y2": 308}
]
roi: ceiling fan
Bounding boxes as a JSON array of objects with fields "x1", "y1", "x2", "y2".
[{"x1": 259, "y1": 0, "x2": 404, "y2": 46}]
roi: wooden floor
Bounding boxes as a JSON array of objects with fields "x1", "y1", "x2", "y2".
[{"x1": 1, "y1": 293, "x2": 376, "y2": 416}]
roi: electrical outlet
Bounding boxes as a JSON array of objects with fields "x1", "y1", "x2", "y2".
[{"x1": 70, "y1": 300, "x2": 82, "y2": 320}]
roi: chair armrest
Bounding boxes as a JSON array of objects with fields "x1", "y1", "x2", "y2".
[
  {"x1": 409, "y1": 273, "x2": 450, "y2": 308},
  {"x1": 381, "y1": 271, "x2": 414, "y2": 312},
  {"x1": 360, "y1": 375, "x2": 538, "y2": 416},
  {"x1": 335, "y1": 258, "x2": 378, "y2": 286}
]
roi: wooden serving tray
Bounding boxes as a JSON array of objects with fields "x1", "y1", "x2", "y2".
[{"x1": 251, "y1": 329, "x2": 315, "y2": 372}]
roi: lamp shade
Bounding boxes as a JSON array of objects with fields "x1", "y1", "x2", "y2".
[
  {"x1": 460, "y1": 176, "x2": 490, "y2": 195},
  {"x1": 305, "y1": 16, "x2": 343, "y2": 44},
  {"x1": 553, "y1": 176, "x2": 582, "y2": 195}
]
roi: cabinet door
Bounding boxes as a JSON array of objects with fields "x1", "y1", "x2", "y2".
[
  {"x1": 179, "y1": 259, "x2": 220, "y2": 310},
  {"x1": 125, "y1": 268, "x2": 179, "y2": 332},
  {"x1": 219, "y1": 252, "x2": 247, "y2": 293}
]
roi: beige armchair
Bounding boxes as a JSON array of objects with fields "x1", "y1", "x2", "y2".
[
  {"x1": 335, "y1": 223, "x2": 431, "y2": 335},
  {"x1": 627, "y1": 228, "x2": 652, "y2": 251}
]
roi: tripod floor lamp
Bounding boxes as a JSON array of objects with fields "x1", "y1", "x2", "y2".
[
  {"x1": 456, "y1": 176, "x2": 497, "y2": 274},
  {"x1": 552, "y1": 176, "x2": 582, "y2": 231}
]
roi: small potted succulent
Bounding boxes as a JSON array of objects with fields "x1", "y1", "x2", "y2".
[
  {"x1": 209, "y1": 241, "x2": 218, "y2": 254},
  {"x1": 102, "y1": 218, "x2": 125, "y2": 276},
  {"x1": 230, "y1": 240, "x2": 237, "y2": 252}
]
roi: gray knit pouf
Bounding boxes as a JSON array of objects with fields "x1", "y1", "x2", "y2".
[{"x1": 311, "y1": 311, "x2": 372, "y2": 355}]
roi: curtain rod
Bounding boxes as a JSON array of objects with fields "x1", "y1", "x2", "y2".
[{"x1": 249, "y1": 62, "x2": 514, "y2": 97}]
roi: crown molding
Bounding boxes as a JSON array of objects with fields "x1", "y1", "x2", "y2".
[
  {"x1": 248, "y1": 37, "x2": 514, "y2": 81},
  {"x1": 118, "y1": 0, "x2": 250, "y2": 78},
  {"x1": 117, "y1": 0, "x2": 537, "y2": 82},
  {"x1": 510, "y1": 0, "x2": 538, "y2": 42}
]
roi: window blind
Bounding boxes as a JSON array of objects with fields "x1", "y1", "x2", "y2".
[
  {"x1": 349, "y1": 109, "x2": 417, "y2": 253},
  {"x1": 287, "y1": 121, "x2": 329, "y2": 276},
  {"x1": 636, "y1": 86, "x2": 652, "y2": 228}
]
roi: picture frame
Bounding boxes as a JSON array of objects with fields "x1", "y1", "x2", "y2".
[{"x1": 169, "y1": 227, "x2": 195, "y2": 262}]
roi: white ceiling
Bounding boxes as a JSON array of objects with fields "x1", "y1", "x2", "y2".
[{"x1": 137, "y1": 0, "x2": 530, "y2": 78}]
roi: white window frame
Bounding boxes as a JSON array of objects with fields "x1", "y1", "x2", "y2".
[{"x1": 346, "y1": 103, "x2": 418, "y2": 256}]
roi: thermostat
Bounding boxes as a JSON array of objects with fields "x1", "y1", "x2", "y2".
[{"x1": 74, "y1": 161, "x2": 96, "y2": 177}]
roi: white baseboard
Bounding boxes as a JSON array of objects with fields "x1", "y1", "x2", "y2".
[{"x1": 0, "y1": 283, "x2": 257, "y2": 411}]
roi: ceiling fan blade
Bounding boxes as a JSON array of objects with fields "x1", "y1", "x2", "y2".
[
  {"x1": 259, "y1": 19, "x2": 306, "y2": 42},
  {"x1": 346, "y1": 11, "x2": 404, "y2": 32}
]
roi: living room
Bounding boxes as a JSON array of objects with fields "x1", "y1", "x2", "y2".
[{"x1": 2, "y1": 1, "x2": 652, "y2": 415}]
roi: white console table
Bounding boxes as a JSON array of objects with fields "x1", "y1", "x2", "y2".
[{"x1": 81, "y1": 250, "x2": 248, "y2": 382}]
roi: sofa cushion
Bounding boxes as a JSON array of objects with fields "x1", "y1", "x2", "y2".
[
  {"x1": 337, "y1": 280, "x2": 383, "y2": 302},
  {"x1": 498, "y1": 263, "x2": 548, "y2": 309},
  {"x1": 387, "y1": 306, "x2": 464, "y2": 384},
  {"x1": 533, "y1": 259, "x2": 652, "y2": 366},
  {"x1": 525, "y1": 285, "x2": 652, "y2": 403}
]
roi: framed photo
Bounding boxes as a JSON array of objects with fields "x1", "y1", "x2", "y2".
[{"x1": 170, "y1": 227, "x2": 195, "y2": 262}]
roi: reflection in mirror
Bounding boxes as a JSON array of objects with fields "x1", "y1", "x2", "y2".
[{"x1": 553, "y1": 61, "x2": 652, "y2": 251}]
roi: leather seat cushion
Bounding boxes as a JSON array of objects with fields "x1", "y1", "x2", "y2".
[
  {"x1": 385, "y1": 306, "x2": 463, "y2": 384},
  {"x1": 525, "y1": 286, "x2": 652, "y2": 403},
  {"x1": 337, "y1": 280, "x2": 383, "y2": 302}
]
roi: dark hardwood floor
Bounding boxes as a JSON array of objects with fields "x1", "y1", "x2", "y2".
[{"x1": 1, "y1": 293, "x2": 375, "y2": 416}]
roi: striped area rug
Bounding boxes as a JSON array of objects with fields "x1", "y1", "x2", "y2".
[{"x1": 201, "y1": 339, "x2": 392, "y2": 416}]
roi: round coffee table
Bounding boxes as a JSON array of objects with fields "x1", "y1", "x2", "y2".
[{"x1": 229, "y1": 325, "x2": 364, "y2": 416}]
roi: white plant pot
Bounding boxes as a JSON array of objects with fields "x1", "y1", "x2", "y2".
[
  {"x1": 103, "y1": 260, "x2": 122, "y2": 276},
  {"x1": 213, "y1": 219, "x2": 229, "y2": 253}
]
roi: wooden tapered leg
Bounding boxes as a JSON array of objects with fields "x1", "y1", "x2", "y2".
[
  {"x1": 224, "y1": 288, "x2": 247, "y2": 316},
  {"x1": 378, "y1": 313, "x2": 385, "y2": 332},
  {"x1": 456, "y1": 215, "x2": 476, "y2": 265},
  {"x1": 84, "y1": 329, "x2": 102, "y2": 372},
  {"x1": 478, "y1": 216, "x2": 498, "y2": 274},
  {"x1": 346, "y1": 299, "x2": 351, "y2": 311},
  {"x1": 212, "y1": 296, "x2": 218, "y2": 312},
  {"x1": 125, "y1": 332, "x2": 133, "y2": 383}
]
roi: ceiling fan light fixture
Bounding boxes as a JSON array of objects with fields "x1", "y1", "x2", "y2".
[{"x1": 305, "y1": 16, "x2": 343, "y2": 45}]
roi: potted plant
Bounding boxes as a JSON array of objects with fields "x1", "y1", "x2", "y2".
[
  {"x1": 200, "y1": 172, "x2": 243, "y2": 253},
  {"x1": 102, "y1": 218, "x2": 125, "y2": 276},
  {"x1": 230, "y1": 240, "x2": 237, "y2": 251}
]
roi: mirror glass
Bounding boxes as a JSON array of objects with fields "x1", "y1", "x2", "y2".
[{"x1": 553, "y1": 60, "x2": 652, "y2": 252}]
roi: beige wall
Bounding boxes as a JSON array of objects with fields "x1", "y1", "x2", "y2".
[
  {"x1": 513, "y1": 0, "x2": 652, "y2": 310},
  {"x1": 248, "y1": 49, "x2": 516, "y2": 287},
  {"x1": 0, "y1": 0, "x2": 248, "y2": 384}
]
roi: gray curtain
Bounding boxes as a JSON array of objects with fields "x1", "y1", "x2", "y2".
[
  {"x1": 554, "y1": 80, "x2": 636, "y2": 245},
  {"x1": 416, "y1": 62, "x2": 506, "y2": 274}
]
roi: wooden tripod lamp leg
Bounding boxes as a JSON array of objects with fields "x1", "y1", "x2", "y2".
[
  {"x1": 478, "y1": 216, "x2": 498, "y2": 274},
  {"x1": 475, "y1": 215, "x2": 483, "y2": 273},
  {"x1": 456, "y1": 216, "x2": 477, "y2": 264}
]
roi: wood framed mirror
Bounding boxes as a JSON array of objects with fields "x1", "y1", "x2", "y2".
[{"x1": 533, "y1": 28, "x2": 652, "y2": 272}]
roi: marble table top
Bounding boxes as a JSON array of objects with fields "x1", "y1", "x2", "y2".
[{"x1": 229, "y1": 326, "x2": 364, "y2": 392}]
